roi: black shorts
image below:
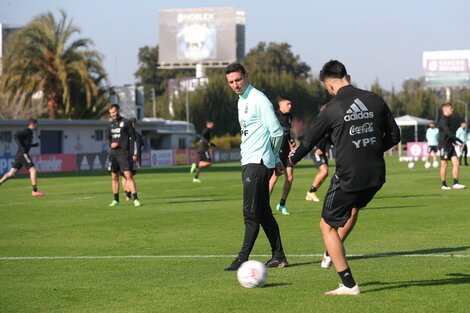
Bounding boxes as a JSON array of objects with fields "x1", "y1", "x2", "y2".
[
  {"x1": 313, "y1": 154, "x2": 328, "y2": 169},
  {"x1": 428, "y1": 145, "x2": 438, "y2": 153},
  {"x1": 120, "y1": 161, "x2": 137, "y2": 176},
  {"x1": 109, "y1": 154, "x2": 133, "y2": 174},
  {"x1": 322, "y1": 174, "x2": 382, "y2": 228},
  {"x1": 199, "y1": 150, "x2": 212, "y2": 162},
  {"x1": 12, "y1": 152, "x2": 34, "y2": 170},
  {"x1": 440, "y1": 146, "x2": 457, "y2": 161}
]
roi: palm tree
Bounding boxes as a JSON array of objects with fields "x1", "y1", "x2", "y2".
[{"x1": 1, "y1": 10, "x2": 107, "y2": 119}]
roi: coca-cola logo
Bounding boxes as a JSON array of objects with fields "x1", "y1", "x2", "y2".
[{"x1": 349, "y1": 122, "x2": 374, "y2": 136}]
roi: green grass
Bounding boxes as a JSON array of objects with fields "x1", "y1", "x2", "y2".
[{"x1": 0, "y1": 156, "x2": 469, "y2": 312}]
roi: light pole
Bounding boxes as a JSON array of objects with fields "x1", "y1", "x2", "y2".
[{"x1": 456, "y1": 99, "x2": 468, "y2": 123}]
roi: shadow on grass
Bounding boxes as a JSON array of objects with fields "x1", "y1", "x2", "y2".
[
  {"x1": 361, "y1": 273, "x2": 470, "y2": 293},
  {"x1": 286, "y1": 261, "x2": 317, "y2": 268},
  {"x1": 374, "y1": 193, "x2": 442, "y2": 200},
  {"x1": 263, "y1": 282, "x2": 292, "y2": 288},
  {"x1": 348, "y1": 246, "x2": 470, "y2": 262}
]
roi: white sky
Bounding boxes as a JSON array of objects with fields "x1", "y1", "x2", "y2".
[{"x1": 1, "y1": 0, "x2": 469, "y2": 90}]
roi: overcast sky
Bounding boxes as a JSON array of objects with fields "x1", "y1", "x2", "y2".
[{"x1": 1, "y1": 0, "x2": 469, "y2": 90}]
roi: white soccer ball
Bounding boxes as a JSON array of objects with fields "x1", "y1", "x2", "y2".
[
  {"x1": 408, "y1": 162, "x2": 415, "y2": 169},
  {"x1": 424, "y1": 161, "x2": 431, "y2": 169},
  {"x1": 237, "y1": 260, "x2": 268, "y2": 288},
  {"x1": 432, "y1": 161, "x2": 439, "y2": 168}
]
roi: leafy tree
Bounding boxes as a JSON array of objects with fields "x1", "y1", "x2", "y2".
[
  {"x1": 1, "y1": 10, "x2": 107, "y2": 119},
  {"x1": 245, "y1": 42, "x2": 311, "y2": 78},
  {"x1": 134, "y1": 45, "x2": 194, "y2": 118}
]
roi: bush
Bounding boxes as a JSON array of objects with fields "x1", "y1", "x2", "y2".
[{"x1": 211, "y1": 133, "x2": 241, "y2": 149}]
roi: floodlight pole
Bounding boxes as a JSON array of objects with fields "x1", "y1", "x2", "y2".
[{"x1": 185, "y1": 85, "x2": 189, "y2": 132}]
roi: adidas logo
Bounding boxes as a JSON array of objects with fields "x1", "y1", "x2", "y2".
[{"x1": 344, "y1": 98, "x2": 374, "y2": 121}]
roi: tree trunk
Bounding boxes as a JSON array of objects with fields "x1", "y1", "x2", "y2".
[{"x1": 47, "y1": 93, "x2": 58, "y2": 119}]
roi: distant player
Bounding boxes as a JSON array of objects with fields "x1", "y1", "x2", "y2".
[
  {"x1": 0, "y1": 118, "x2": 44, "y2": 196},
  {"x1": 269, "y1": 96, "x2": 295, "y2": 215},
  {"x1": 425, "y1": 121, "x2": 439, "y2": 165},
  {"x1": 122, "y1": 118, "x2": 143, "y2": 201},
  {"x1": 106, "y1": 104, "x2": 141, "y2": 207},
  {"x1": 190, "y1": 121, "x2": 214, "y2": 183},
  {"x1": 305, "y1": 103, "x2": 330, "y2": 203},
  {"x1": 438, "y1": 103, "x2": 465, "y2": 190},
  {"x1": 456, "y1": 121, "x2": 468, "y2": 166}
]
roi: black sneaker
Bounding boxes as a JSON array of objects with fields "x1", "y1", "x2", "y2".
[
  {"x1": 224, "y1": 258, "x2": 245, "y2": 271},
  {"x1": 265, "y1": 257, "x2": 289, "y2": 268}
]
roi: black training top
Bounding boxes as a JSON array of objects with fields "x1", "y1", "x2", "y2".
[
  {"x1": 275, "y1": 110, "x2": 293, "y2": 156},
  {"x1": 291, "y1": 85, "x2": 401, "y2": 192},
  {"x1": 438, "y1": 115, "x2": 462, "y2": 150},
  {"x1": 15, "y1": 128, "x2": 37, "y2": 154},
  {"x1": 199, "y1": 127, "x2": 212, "y2": 152},
  {"x1": 106, "y1": 116, "x2": 136, "y2": 156}
]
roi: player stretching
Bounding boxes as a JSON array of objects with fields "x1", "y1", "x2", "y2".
[
  {"x1": 269, "y1": 96, "x2": 295, "y2": 215},
  {"x1": 0, "y1": 118, "x2": 44, "y2": 196},
  {"x1": 190, "y1": 121, "x2": 214, "y2": 183},
  {"x1": 290, "y1": 60, "x2": 400, "y2": 295}
]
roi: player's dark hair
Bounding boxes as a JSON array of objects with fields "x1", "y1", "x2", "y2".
[
  {"x1": 28, "y1": 118, "x2": 37, "y2": 125},
  {"x1": 441, "y1": 102, "x2": 452, "y2": 108},
  {"x1": 109, "y1": 103, "x2": 120, "y2": 110},
  {"x1": 319, "y1": 60, "x2": 348, "y2": 81},
  {"x1": 129, "y1": 117, "x2": 137, "y2": 127},
  {"x1": 225, "y1": 63, "x2": 247, "y2": 76},
  {"x1": 279, "y1": 95, "x2": 292, "y2": 102}
]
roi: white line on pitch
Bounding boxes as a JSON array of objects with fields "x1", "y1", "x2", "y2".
[{"x1": 0, "y1": 253, "x2": 469, "y2": 261}]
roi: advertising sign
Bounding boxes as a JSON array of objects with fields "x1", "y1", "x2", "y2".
[
  {"x1": 159, "y1": 7, "x2": 240, "y2": 65},
  {"x1": 423, "y1": 50, "x2": 470, "y2": 88},
  {"x1": 150, "y1": 150, "x2": 173, "y2": 167}
]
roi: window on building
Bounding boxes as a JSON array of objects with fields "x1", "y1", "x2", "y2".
[
  {"x1": 0, "y1": 131, "x2": 12, "y2": 143},
  {"x1": 178, "y1": 138, "x2": 186, "y2": 149},
  {"x1": 94, "y1": 130, "x2": 103, "y2": 141}
]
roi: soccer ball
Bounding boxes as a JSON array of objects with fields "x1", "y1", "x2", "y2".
[
  {"x1": 424, "y1": 161, "x2": 431, "y2": 169},
  {"x1": 432, "y1": 161, "x2": 439, "y2": 168},
  {"x1": 408, "y1": 162, "x2": 415, "y2": 169},
  {"x1": 237, "y1": 260, "x2": 268, "y2": 288}
]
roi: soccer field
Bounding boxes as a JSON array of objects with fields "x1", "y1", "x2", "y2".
[{"x1": 0, "y1": 156, "x2": 469, "y2": 313}]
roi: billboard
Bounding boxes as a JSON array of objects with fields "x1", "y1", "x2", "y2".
[
  {"x1": 423, "y1": 50, "x2": 470, "y2": 88},
  {"x1": 158, "y1": 7, "x2": 245, "y2": 67}
]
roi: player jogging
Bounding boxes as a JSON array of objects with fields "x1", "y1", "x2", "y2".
[
  {"x1": 190, "y1": 121, "x2": 214, "y2": 183},
  {"x1": 0, "y1": 118, "x2": 44, "y2": 196},
  {"x1": 289, "y1": 60, "x2": 400, "y2": 295}
]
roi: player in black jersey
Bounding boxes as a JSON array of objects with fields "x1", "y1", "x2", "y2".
[
  {"x1": 106, "y1": 104, "x2": 141, "y2": 207},
  {"x1": 190, "y1": 121, "x2": 214, "y2": 183},
  {"x1": 438, "y1": 103, "x2": 465, "y2": 190},
  {"x1": 269, "y1": 96, "x2": 295, "y2": 215},
  {"x1": 121, "y1": 118, "x2": 144, "y2": 201},
  {"x1": 290, "y1": 60, "x2": 400, "y2": 295},
  {"x1": 0, "y1": 118, "x2": 44, "y2": 196}
]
